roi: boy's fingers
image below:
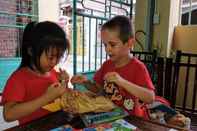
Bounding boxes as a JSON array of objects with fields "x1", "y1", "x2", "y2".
[{"x1": 59, "y1": 68, "x2": 64, "y2": 73}]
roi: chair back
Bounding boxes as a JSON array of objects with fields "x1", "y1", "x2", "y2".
[
  {"x1": 156, "y1": 57, "x2": 174, "y2": 102},
  {"x1": 172, "y1": 50, "x2": 197, "y2": 116}
]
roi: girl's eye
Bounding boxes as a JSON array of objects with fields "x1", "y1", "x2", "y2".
[{"x1": 48, "y1": 56, "x2": 54, "y2": 60}]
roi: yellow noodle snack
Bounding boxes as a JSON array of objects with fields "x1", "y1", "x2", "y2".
[{"x1": 43, "y1": 90, "x2": 115, "y2": 114}]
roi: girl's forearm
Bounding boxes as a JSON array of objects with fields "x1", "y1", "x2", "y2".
[{"x1": 4, "y1": 94, "x2": 51, "y2": 121}]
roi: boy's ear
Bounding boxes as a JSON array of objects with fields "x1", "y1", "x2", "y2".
[{"x1": 127, "y1": 38, "x2": 135, "y2": 48}]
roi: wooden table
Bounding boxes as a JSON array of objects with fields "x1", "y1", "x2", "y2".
[{"x1": 5, "y1": 111, "x2": 188, "y2": 131}]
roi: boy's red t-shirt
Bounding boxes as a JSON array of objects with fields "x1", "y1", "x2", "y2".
[
  {"x1": 2, "y1": 67, "x2": 59, "y2": 125},
  {"x1": 94, "y1": 57, "x2": 155, "y2": 119}
]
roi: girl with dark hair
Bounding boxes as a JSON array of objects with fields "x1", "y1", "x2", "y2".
[{"x1": 2, "y1": 21, "x2": 70, "y2": 125}]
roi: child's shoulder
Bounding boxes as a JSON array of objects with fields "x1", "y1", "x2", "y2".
[
  {"x1": 131, "y1": 57, "x2": 144, "y2": 65},
  {"x1": 9, "y1": 67, "x2": 29, "y2": 79},
  {"x1": 102, "y1": 59, "x2": 113, "y2": 66},
  {"x1": 129, "y1": 57, "x2": 146, "y2": 68}
]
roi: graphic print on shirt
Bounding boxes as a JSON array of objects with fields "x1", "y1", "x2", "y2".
[{"x1": 103, "y1": 81, "x2": 134, "y2": 111}]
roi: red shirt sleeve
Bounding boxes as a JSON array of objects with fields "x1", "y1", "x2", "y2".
[
  {"x1": 2, "y1": 71, "x2": 26, "y2": 104},
  {"x1": 93, "y1": 67, "x2": 104, "y2": 86},
  {"x1": 134, "y1": 62, "x2": 155, "y2": 91}
]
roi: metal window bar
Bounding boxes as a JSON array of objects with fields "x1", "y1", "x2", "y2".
[
  {"x1": 181, "y1": 0, "x2": 197, "y2": 25},
  {"x1": 72, "y1": 0, "x2": 133, "y2": 75},
  {"x1": 82, "y1": 16, "x2": 85, "y2": 72},
  {"x1": 100, "y1": 20, "x2": 105, "y2": 66},
  {"x1": 94, "y1": 18, "x2": 98, "y2": 70},
  {"x1": 188, "y1": 0, "x2": 192, "y2": 25},
  {"x1": 79, "y1": 0, "x2": 130, "y2": 18}
]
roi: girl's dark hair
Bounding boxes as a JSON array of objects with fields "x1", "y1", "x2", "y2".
[
  {"x1": 19, "y1": 21, "x2": 70, "y2": 71},
  {"x1": 101, "y1": 15, "x2": 134, "y2": 43}
]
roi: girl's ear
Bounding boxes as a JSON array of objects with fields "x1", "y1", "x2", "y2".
[{"x1": 127, "y1": 38, "x2": 135, "y2": 48}]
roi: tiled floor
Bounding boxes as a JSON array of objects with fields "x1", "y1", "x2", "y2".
[{"x1": 0, "y1": 106, "x2": 18, "y2": 130}]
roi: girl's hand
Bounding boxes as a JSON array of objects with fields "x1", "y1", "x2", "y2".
[
  {"x1": 58, "y1": 68, "x2": 69, "y2": 87},
  {"x1": 61, "y1": 90, "x2": 82, "y2": 114},
  {"x1": 44, "y1": 83, "x2": 66, "y2": 101},
  {"x1": 104, "y1": 72, "x2": 123, "y2": 84},
  {"x1": 70, "y1": 74, "x2": 88, "y2": 84}
]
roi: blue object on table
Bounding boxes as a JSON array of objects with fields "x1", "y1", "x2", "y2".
[
  {"x1": 152, "y1": 104, "x2": 177, "y2": 116},
  {"x1": 83, "y1": 127, "x2": 97, "y2": 131},
  {"x1": 80, "y1": 107, "x2": 128, "y2": 126}
]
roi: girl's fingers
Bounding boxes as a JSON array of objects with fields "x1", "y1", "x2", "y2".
[
  {"x1": 51, "y1": 82, "x2": 61, "y2": 88},
  {"x1": 59, "y1": 68, "x2": 69, "y2": 78}
]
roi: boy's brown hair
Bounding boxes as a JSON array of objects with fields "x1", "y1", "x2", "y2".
[{"x1": 101, "y1": 15, "x2": 134, "y2": 44}]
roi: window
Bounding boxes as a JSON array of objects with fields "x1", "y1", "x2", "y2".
[{"x1": 181, "y1": 0, "x2": 197, "y2": 25}]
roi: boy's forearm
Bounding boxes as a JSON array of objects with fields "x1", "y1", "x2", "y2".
[{"x1": 117, "y1": 79, "x2": 155, "y2": 103}]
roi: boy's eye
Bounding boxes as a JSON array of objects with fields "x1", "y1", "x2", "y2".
[
  {"x1": 103, "y1": 43, "x2": 107, "y2": 47},
  {"x1": 109, "y1": 41, "x2": 120, "y2": 47}
]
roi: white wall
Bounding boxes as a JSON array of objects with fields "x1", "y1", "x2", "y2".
[
  {"x1": 135, "y1": 0, "x2": 181, "y2": 57},
  {"x1": 38, "y1": 0, "x2": 59, "y2": 22},
  {"x1": 167, "y1": 0, "x2": 181, "y2": 56}
]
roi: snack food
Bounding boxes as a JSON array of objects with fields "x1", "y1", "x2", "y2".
[
  {"x1": 42, "y1": 98, "x2": 61, "y2": 112},
  {"x1": 43, "y1": 90, "x2": 115, "y2": 114},
  {"x1": 61, "y1": 90, "x2": 115, "y2": 113}
]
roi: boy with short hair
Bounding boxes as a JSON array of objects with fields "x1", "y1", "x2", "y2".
[{"x1": 71, "y1": 15, "x2": 155, "y2": 119}]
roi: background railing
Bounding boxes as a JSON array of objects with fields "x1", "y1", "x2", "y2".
[{"x1": 71, "y1": 0, "x2": 133, "y2": 75}]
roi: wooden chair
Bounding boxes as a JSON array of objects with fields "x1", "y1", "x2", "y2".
[
  {"x1": 156, "y1": 57, "x2": 174, "y2": 102},
  {"x1": 171, "y1": 50, "x2": 197, "y2": 130},
  {"x1": 171, "y1": 50, "x2": 197, "y2": 115}
]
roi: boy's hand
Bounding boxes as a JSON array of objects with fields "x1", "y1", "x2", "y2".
[
  {"x1": 44, "y1": 83, "x2": 66, "y2": 101},
  {"x1": 104, "y1": 72, "x2": 123, "y2": 84},
  {"x1": 71, "y1": 74, "x2": 88, "y2": 84}
]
